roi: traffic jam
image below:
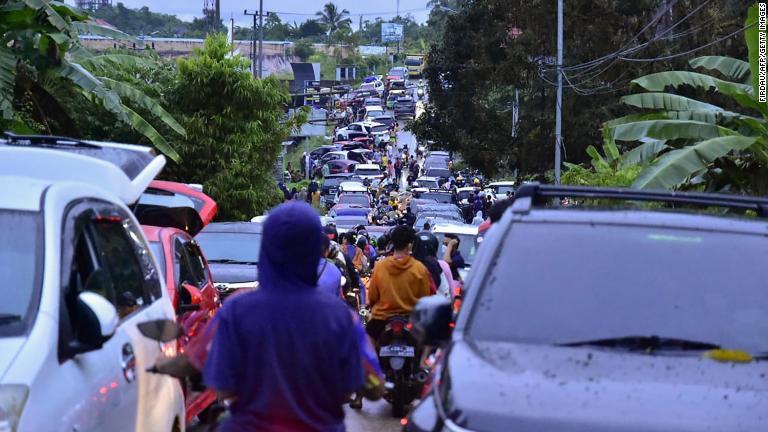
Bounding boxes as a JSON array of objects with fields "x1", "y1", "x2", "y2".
[{"x1": 3, "y1": 19, "x2": 768, "y2": 432}]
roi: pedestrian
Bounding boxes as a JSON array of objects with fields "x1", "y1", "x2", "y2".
[
  {"x1": 394, "y1": 158, "x2": 403, "y2": 181},
  {"x1": 297, "y1": 187, "x2": 308, "y2": 202},
  {"x1": 321, "y1": 162, "x2": 330, "y2": 178},
  {"x1": 204, "y1": 202, "x2": 383, "y2": 431}
]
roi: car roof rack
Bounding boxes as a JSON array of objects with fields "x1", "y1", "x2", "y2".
[
  {"x1": 3, "y1": 132, "x2": 100, "y2": 148},
  {"x1": 512, "y1": 182, "x2": 768, "y2": 217}
]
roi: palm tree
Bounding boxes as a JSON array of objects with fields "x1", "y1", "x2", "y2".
[{"x1": 315, "y1": 2, "x2": 352, "y2": 44}]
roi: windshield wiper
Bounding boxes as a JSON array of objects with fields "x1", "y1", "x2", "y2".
[
  {"x1": 0, "y1": 314, "x2": 22, "y2": 325},
  {"x1": 558, "y1": 335, "x2": 720, "y2": 352},
  {"x1": 208, "y1": 259, "x2": 258, "y2": 265}
]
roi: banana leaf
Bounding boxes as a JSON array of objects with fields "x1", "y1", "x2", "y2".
[
  {"x1": 122, "y1": 105, "x2": 181, "y2": 163},
  {"x1": 620, "y1": 139, "x2": 668, "y2": 168},
  {"x1": 79, "y1": 54, "x2": 158, "y2": 71},
  {"x1": 612, "y1": 119, "x2": 736, "y2": 142},
  {"x1": 73, "y1": 22, "x2": 137, "y2": 43},
  {"x1": 632, "y1": 136, "x2": 758, "y2": 190},
  {"x1": 689, "y1": 56, "x2": 751, "y2": 84},
  {"x1": 59, "y1": 61, "x2": 129, "y2": 123},
  {"x1": 621, "y1": 92, "x2": 725, "y2": 112},
  {"x1": 101, "y1": 77, "x2": 186, "y2": 137},
  {"x1": 0, "y1": 46, "x2": 15, "y2": 119}
]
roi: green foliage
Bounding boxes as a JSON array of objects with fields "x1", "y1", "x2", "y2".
[
  {"x1": 316, "y1": 2, "x2": 352, "y2": 44},
  {"x1": 0, "y1": 0, "x2": 183, "y2": 160},
  {"x1": 92, "y1": 2, "x2": 222, "y2": 38},
  {"x1": 410, "y1": 0, "x2": 748, "y2": 178},
  {"x1": 162, "y1": 34, "x2": 306, "y2": 220},
  {"x1": 292, "y1": 39, "x2": 316, "y2": 62},
  {"x1": 601, "y1": 3, "x2": 768, "y2": 194}
]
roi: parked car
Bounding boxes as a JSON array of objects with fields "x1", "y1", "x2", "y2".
[
  {"x1": 336, "y1": 122, "x2": 388, "y2": 143},
  {"x1": 0, "y1": 133, "x2": 185, "y2": 432},
  {"x1": 372, "y1": 114, "x2": 397, "y2": 128},
  {"x1": 335, "y1": 193, "x2": 372, "y2": 208},
  {"x1": 321, "y1": 173, "x2": 357, "y2": 203},
  {"x1": 364, "y1": 97, "x2": 383, "y2": 108},
  {"x1": 413, "y1": 190, "x2": 455, "y2": 204},
  {"x1": 328, "y1": 204, "x2": 373, "y2": 219},
  {"x1": 320, "y1": 150, "x2": 368, "y2": 165},
  {"x1": 424, "y1": 167, "x2": 452, "y2": 183},
  {"x1": 316, "y1": 159, "x2": 358, "y2": 177},
  {"x1": 394, "y1": 96, "x2": 416, "y2": 118},
  {"x1": 407, "y1": 183, "x2": 768, "y2": 432},
  {"x1": 309, "y1": 144, "x2": 342, "y2": 161},
  {"x1": 195, "y1": 222, "x2": 262, "y2": 300},
  {"x1": 362, "y1": 106, "x2": 386, "y2": 122}
]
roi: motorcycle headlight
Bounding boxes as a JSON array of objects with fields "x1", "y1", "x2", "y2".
[{"x1": 0, "y1": 385, "x2": 29, "y2": 432}]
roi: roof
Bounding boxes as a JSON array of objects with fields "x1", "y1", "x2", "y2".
[
  {"x1": 0, "y1": 135, "x2": 165, "y2": 204},
  {"x1": 489, "y1": 181, "x2": 516, "y2": 186},
  {"x1": 432, "y1": 223, "x2": 479, "y2": 235},
  {"x1": 0, "y1": 175, "x2": 49, "y2": 211},
  {"x1": 355, "y1": 164, "x2": 381, "y2": 170},
  {"x1": 198, "y1": 221, "x2": 262, "y2": 234},
  {"x1": 339, "y1": 181, "x2": 367, "y2": 192}
]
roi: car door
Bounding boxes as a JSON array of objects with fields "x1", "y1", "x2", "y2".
[
  {"x1": 56, "y1": 201, "x2": 170, "y2": 432},
  {"x1": 172, "y1": 235, "x2": 217, "y2": 338}
]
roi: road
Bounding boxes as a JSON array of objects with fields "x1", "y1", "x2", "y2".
[{"x1": 344, "y1": 399, "x2": 404, "y2": 432}]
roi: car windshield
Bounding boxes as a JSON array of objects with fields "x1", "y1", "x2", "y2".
[
  {"x1": 405, "y1": 58, "x2": 422, "y2": 66},
  {"x1": 469, "y1": 223, "x2": 768, "y2": 353},
  {"x1": 420, "y1": 193, "x2": 453, "y2": 203},
  {"x1": 426, "y1": 169, "x2": 451, "y2": 178},
  {"x1": 457, "y1": 190, "x2": 474, "y2": 201},
  {"x1": 339, "y1": 195, "x2": 369, "y2": 206},
  {"x1": 356, "y1": 168, "x2": 381, "y2": 176},
  {"x1": 323, "y1": 177, "x2": 348, "y2": 187},
  {"x1": 0, "y1": 210, "x2": 42, "y2": 335},
  {"x1": 195, "y1": 231, "x2": 261, "y2": 264},
  {"x1": 435, "y1": 232, "x2": 478, "y2": 266}
]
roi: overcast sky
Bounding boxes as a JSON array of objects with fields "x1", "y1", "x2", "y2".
[{"x1": 76, "y1": 1, "x2": 432, "y2": 27}]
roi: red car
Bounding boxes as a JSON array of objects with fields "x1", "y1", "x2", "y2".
[
  {"x1": 137, "y1": 181, "x2": 220, "y2": 424},
  {"x1": 315, "y1": 159, "x2": 358, "y2": 177}
]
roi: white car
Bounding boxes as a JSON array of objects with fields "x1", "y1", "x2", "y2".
[
  {"x1": 362, "y1": 106, "x2": 386, "y2": 122},
  {"x1": 431, "y1": 222, "x2": 480, "y2": 282},
  {"x1": 487, "y1": 181, "x2": 516, "y2": 197},
  {"x1": 336, "y1": 121, "x2": 390, "y2": 143},
  {"x1": 353, "y1": 164, "x2": 384, "y2": 187},
  {"x1": 0, "y1": 135, "x2": 185, "y2": 432}
]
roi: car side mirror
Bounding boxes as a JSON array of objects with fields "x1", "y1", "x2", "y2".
[
  {"x1": 137, "y1": 319, "x2": 184, "y2": 342},
  {"x1": 179, "y1": 282, "x2": 202, "y2": 312},
  {"x1": 66, "y1": 291, "x2": 119, "y2": 357},
  {"x1": 410, "y1": 295, "x2": 453, "y2": 346}
]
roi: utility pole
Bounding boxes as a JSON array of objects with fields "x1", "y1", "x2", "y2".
[
  {"x1": 244, "y1": 5, "x2": 268, "y2": 78},
  {"x1": 554, "y1": 0, "x2": 563, "y2": 185},
  {"x1": 258, "y1": 0, "x2": 264, "y2": 79}
]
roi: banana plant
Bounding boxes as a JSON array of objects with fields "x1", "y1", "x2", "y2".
[
  {"x1": 0, "y1": 0, "x2": 182, "y2": 162},
  {"x1": 602, "y1": 3, "x2": 767, "y2": 193}
]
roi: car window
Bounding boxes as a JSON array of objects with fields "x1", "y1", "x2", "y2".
[
  {"x1": 196, "y1": 231, "x2": 261, "y2": 264},
  {"x1": 339, "y1": 194, "x2": 370, "y2": 206},
  {"x1": 469, "y1": 222, "x2": 768, "y2": 353},
  {"x1": 434, "y1": 232, "x2": 478, "y2": 266},
  {"x1": 89, "y1": 218, "x2": 151, "y2": 319},
  {"x1": 0, "y1": 210, "x2": 43, "y2": 337},
  {"x1": 174, "y1": 237, "x2": 207, "y2": 289},
  {"x1": 149, "y1": 241, "x2": 166, "y2": 279},
  {"x1": 356, "y1": 168, "x2": 381, "y2": 176}
]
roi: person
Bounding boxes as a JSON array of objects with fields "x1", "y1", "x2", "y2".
[
  {"x1": 472, "y1": 210, "x2": 484, "y2": 225},
  {"x1": 307, "y1": 180, "x2": 319, "y2": 202},
  {"x1": 442, "y1": 233, "x2": 466, "y2": 281},
  {"x1": 413, "y1": 231, "x2": 444, "y2": 297},
  {"x1": 318, "y1": 236, "x2": 343, "y2": 298},
  {"x1": 342, "y1": 232, "x2": 367, "y2": 273},
  {"x1": 297, "y1": 187, "x2": 308, "y2": 202},
  {"x1": 366, "y1": 225, "x2": 433, "y2": 341},
  {"x1": 321, "y1": 162, "x2": 330, "y2": 178},
  {"x1": 399, "y1": 206, "x2": 416, "y2": 227},
  {"x1": 203, "y1": 202, "x2": 379, "y2": 431},
  {"x1": 423, "y1": 222, "x2": 431, "y2": 231},
  {"x1": 394, "y1": 158, "x2": 403, "y2": 181}
]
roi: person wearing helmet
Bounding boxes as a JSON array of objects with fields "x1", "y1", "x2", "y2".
[
  {"x1": 473, "y1": 177, "x2": 480, "y2": 186},
  {"x1": 413, "y1": 231, "x2": 444, "y2": 296}
]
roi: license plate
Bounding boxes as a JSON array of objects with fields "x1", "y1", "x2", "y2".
[{"x1": 379, "y1": 345, "x2": 415, "y2": 357}]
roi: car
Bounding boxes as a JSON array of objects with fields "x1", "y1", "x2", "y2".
[
  {"x1": 414, "y1": 215, "x2": 462, "y2": 232},
  {"x1": 430, "y1": 223, "x2": 479, "y2": 281},
  {"x1": 336, "y1": 122, "x2": 389, "y2": 143},
  {"x1": 321, "y1": 173, "x2": 356, "y2": 205},
  {"x1": 387, "y1": 67, "x2": 408, "y2": 81},
  {"x1": 371, "y1": 114, "x2": 397, "y2": 128},
  {"x1": 318, "y1": 159, "x2": 357, "y2": 177},
  {"x1": 320, "y1": 150, "x2": 368, "y2": 165},
  {"x1": 413, "y1": 176, "x2": 441, "y2": 189},
  {"x1": 487, "y1": 180, "x2": 516, "y2": 197},
  {"x1": 394, "y1": 96, "x2": 416, "y2": 118},
  {"x1": 336, "y1": 193, "x2": 372, "y2": 208},
  {"x1": 141, "y1": 207, "x2": 219, "y2": 424},
  {"x1": 362, "y1": 106, "x2": 386, "y2": 122},
  {"x1": 413, "y1": 190, "x2": 455, "y2": 204},
  {"x1": 406, "y1": 183, "x2": 768, "y2": 432},
  {"x1": 309, "y1": 144, "x2": 342, "y2": 161},
  {"x1": 363, "y1": 97, "x2": 383, "y2": 108},
  {"x1": 333, "y1": 214, "x2": 371, "y2": 231},
  {"x1": 195, "y1": 222, "x2": 262, "y2": 299},
  {"x1": 328, "y1": 204, "x2": 372, "y2": 219},
  {"x1": 424, "y1": 167, "x2": 452, "y2": 183},
  {"x1": 359, "y1": 80, "x2": 384, "y2": 95},
  {"x1": 0, "y1": 133, "x2": 185, "y2": 432},
  {"x1": 353, "y1": 163, "x2": 384, "y2": 185},
  {"x1": 429, "y1": 150, "x2": 451, "y2": 158},
  {"x1": 455, "y1": 186, "x2": 480, "y2": 204}
]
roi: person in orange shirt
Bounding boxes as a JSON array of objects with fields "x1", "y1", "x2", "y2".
[{"x1": 366, "y1": 225, "x2": 434, "y2": 341}]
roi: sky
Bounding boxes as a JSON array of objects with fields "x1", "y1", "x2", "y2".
[{"x1": 74, "y1": 0, "x2": 433, "y2": 28}]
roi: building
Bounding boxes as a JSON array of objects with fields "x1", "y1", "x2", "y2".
[{"x1": 75, "y1": 0, "x2": 111, "y2": 11}]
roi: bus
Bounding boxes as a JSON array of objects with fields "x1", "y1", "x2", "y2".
[{"x1": 405, "y1": 54, "x2": 425, "y2": 78}]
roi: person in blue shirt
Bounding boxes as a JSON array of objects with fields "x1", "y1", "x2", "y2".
[
  {"x1": 204, "y1": 202, "x2": 374, "y2": 432},
  {"x1": 318, "y1": 236, "x2": 344, "y2": 299}
]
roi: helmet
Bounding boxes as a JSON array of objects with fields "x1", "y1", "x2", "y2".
[
  {"x1": 324, "y1": 223, "x2": 338, "y2": 241},
  {"x1": 413, "y1": 231, "x2": 439, "y2": 258},
  {"x1": 474, "y1": 178, "x2": 480, "y2": 185}
]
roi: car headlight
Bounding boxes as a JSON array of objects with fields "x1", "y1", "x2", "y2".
[{"x1": 0, "y1": 385, "x2": 29, "y2": 432}]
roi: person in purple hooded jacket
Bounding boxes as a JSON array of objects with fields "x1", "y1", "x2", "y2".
[{"x1": 203, "y1": 202, "x2": 381, "y2": 432}]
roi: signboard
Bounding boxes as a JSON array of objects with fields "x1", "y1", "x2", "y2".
[{"x1": 381, "y1": 23, "x2": 404, "y2": 43}]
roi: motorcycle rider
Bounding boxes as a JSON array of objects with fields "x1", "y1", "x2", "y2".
[
  {"x1": 413, "y1": 231, "x2": 445, "y2": 297},
  {"x1": 203, "y1": 202, "x2": 382, "y2": 431},
  {"x1": 366, "y1": 225, "x2": 434, "y2": 342}
]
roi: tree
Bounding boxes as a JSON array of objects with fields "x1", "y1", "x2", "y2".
[
  {"x1": 409, "y1": 0, "x2": 748, "y2": 178},
  {"x1": 297, "y1": 19, "x2": 326, "y2": 41},
  {"x1": 292, "y1": 39, "x2": 315, "y2": 62},
  {"x1": 601, "y1": 4, "x2": 768, "y2": 194},
  {"x1": 163, "y1": 34, "x2": 306, "y2": 220},
  {"x1": 0, "y1": 0, "x2": 183, "y2": 161},
  {"x1": 315, "y1": 2, "x2": 352, "y2": 44}
]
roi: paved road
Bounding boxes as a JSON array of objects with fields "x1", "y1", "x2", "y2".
[{"x1": 344, "y1": 399, "x2": 405, "y2": 432}]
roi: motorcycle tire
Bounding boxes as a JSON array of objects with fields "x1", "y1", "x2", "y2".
[{"x1": 391, "y1": 376, "x2": 407, "y2": 418}]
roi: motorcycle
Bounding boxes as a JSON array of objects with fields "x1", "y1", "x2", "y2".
[{"x1": 377, "y1": 316, "x2": 428, "y2": 417}]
